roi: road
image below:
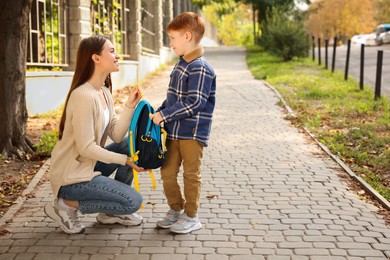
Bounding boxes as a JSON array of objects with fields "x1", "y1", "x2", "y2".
[{"x1": 315, "y1": 44, "x2": 390, "y2": 99}]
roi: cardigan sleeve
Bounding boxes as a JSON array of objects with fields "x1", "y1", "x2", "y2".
[
  {"x1": 103, "y1": 88, "x2": 135, "y2": 143},
  {"x1": 68, "y1": 89, "x2": 128, "y2": 165}
]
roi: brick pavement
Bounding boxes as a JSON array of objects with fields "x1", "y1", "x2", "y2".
[{"x1": 0, "y1": 47, "x2": 389, "y2": 259}]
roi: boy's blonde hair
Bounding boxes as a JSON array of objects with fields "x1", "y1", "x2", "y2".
[{"x1": 167, "y1": 12, "x2": 205, "y2": 44}]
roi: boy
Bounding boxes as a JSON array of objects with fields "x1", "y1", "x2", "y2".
[{"x1": 150, "y1": 12, "x2": 216, "y2": 234}]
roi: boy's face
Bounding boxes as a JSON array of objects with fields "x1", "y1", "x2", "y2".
[{"x1": 168, "y1": 30, "x2": 191, "y2": 56}]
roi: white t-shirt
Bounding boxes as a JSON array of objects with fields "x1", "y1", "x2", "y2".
[{"x1": 103, "y1": 106, "x2": 109, "y2": 132}]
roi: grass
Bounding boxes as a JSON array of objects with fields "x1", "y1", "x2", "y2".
[{"x1": 246, "y1": 45, "x2": 390, "y2": 201}]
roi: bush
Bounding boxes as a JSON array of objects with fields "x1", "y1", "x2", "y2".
[
  {"x1": 261, "y1": 8, "x2": 309, "y2": 61},
  {"x1": 34, "y1": 130, "x2": 58, "y2": 157}
]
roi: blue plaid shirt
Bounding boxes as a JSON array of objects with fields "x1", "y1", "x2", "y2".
[{"x1": 158, "y1": 47, "x2": 216, "y2": 147}]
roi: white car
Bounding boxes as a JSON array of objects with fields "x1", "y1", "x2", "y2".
[
  {"x1": 375, "y1": 24, "x2": 390, "y2": 45},
  {"x1": 378, "y1": 32, "x2": 390, "y2": 44},
  {"x1": 351, "y1": 33, "x2": 377, "y2": 46}
]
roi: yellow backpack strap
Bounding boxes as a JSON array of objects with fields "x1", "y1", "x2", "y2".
[
  {"x1": 129, "y1": 124, "x2": 157, "y2": 208},
  {"x1": 148, "y1": 169, "x2": 156, "y2": 190},
  {"x1": 133, "y1": 168, "x2": 140, "y2": 192},
  {"x1": 132, "y1": 168, "x2": 144, "y2": 209},
  {"x1": 160, "y1": 127, "x2": 168, "y2": 153}
]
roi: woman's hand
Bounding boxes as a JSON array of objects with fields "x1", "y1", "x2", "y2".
[
  {"x1": 126, "y1": 160, "x2": 147, "y2": 172},
  {"x1": 125, "y1": 85, "x2": 143, "y2": 108}
]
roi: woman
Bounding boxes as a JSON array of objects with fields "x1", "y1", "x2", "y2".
[{"x1": 44, "y1": 35, "x2": 146, "y2": 234}]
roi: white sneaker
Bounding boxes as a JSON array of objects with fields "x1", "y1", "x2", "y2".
[
  {"x1": 96, "y1": 213, "x2": 143, "y2": 226},
  {"x1": 156, "y1": 209, "x2": 181, "y2": 228},
  {"x1": 44, "y1": 199, "x2": 85, "y2": 234},
  {"x1": 169, "y1": 213, "x2": 202, "y2": 234}
]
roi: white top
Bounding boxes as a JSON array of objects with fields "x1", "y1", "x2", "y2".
[{"x1": 103, "y1": 106, "x2": 109, "y2": 133}]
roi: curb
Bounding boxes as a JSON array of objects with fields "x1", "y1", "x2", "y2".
[
  {"x1": 263, "y1": 81, "x2": 390, "y2": 211},
  {"x1": 0, "y1": 158, "x2": 51, "y2": 226}
]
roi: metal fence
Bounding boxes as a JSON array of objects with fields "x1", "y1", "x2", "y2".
[
  {"x1": 27, "y1": 0, "x2": 68, "y2": 67},
  {"x1": 91, "y1": 0, "x2": 131, "y2": 58},
  {"x1": 162, "y1": 0, "x2": 170, "y2": 46},
  {"x1": 141, "y1": 0, "x2": 157, "y2": 53},
  {"x1": 27, "y1": 0, "x2": 195, "y2": 68}
]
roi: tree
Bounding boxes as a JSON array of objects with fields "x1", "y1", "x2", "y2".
[
  {"x1": 202, "y1": 2, "x2": 253, "y2": 45},
  {"x1": 373, "y1": 0, "x2": 390, "y2": 24},
  {"x1": 0, "y1": 0, "x2": 33, "y2": 158},
  {"x1": 194, "y1": 0, "x2": 298, "y2": 42},
  {"x1": 239, "y1": 0, "x2": 296, "y2": 45},
  {"x1": 306, "y1": 0, "x2": 376, "y2": 41},
  {"x1": 261, "y1": 7, "x2": 310, "y2": 61}
]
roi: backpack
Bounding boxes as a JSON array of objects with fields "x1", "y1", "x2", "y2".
[{"x1": 128, "y1": 99, "x2": 167, "y2": 193}]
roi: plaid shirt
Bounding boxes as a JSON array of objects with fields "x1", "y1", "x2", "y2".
[{"x1": 158, "y1": 47, "x2": 216, "y2": 147}]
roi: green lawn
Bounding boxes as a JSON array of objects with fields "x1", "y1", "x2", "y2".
[{"x1": 246, "y1": 45, "x2": 390, "y2": 201}]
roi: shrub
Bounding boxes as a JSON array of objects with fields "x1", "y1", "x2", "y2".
[
  {"x1": 34, "y1": 130, "x2": 58, "y2": 157},
  {"x1": 261, "y1": 8, "x2": 309, "y2": 61}
]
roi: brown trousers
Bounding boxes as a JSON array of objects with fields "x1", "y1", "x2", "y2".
[{"x1": 160, "y1": 139, "x2": 204, "y2": 218}]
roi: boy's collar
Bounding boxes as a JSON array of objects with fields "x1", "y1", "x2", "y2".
[{"x1": 182, "y1": 45, "x2": 204, "y2": 63}]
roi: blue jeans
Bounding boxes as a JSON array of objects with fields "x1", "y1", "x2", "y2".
[
  {"x1": 58, "y1": 137, "x2": 142, "y2": 215},
  {"x1": 94, "y1": 137, "x2": 134, "y2": 185}
]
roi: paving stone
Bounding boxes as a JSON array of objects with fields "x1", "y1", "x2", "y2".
[{"x1": 1, "y1": 46, "x2": 389, "y2": 259}]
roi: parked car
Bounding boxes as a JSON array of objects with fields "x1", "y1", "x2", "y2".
[
  {"x1": 351, "y1": 33, "x2": 377, "y2": 46},
  {"x1": 375, "y1": 24, "x2": 390, "y2": 45}
]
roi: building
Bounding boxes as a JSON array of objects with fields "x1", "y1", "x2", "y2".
[{"x1": 26, "y1": 0, "x2": 216, "y2": 114}]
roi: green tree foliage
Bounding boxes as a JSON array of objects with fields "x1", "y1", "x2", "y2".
[
  {"x1": 261, "y1": 7, "x2": 309, "y2": 61},
  {"x1": 194, "y1": 0, "x2": 237, "y2": 16},
  {"x1": 197, "y1": 0, "x2": 308, "y2": 44},
  {"x1": 203, "y1": 2, "x2": 253, "y2": 46},
  {"x1": 241, "y1": 0, "x2": 295, "y2": 25}
]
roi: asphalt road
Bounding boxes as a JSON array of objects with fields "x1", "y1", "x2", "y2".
[{"x1": 315, "y1": 44, "x2": 390, "y2": 99}]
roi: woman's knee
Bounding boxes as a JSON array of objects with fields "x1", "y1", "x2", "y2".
[
  {"x1": 117, "y1": 137, "x2": 129, "y2": 154},
  {"x1": 122, "y1": 190, "x2": 143, "y2": 214}
]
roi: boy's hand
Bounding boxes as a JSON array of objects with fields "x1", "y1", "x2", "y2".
[
  {"x1": 150, "y1": 112, "x2": 163, "y2": 125},
  {"x1": 126, "y1": 85, "x2": 143, "y2": 108}
]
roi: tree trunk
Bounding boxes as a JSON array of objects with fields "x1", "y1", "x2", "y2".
[{"x1": 0, "y1": 0, "x2": 33, "y2": 158}]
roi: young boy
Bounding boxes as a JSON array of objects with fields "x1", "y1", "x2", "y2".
[{"x1": 150, "y1": 12, "x2": 216, "y2": 234}]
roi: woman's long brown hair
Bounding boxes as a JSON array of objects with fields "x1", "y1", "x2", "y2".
[{"x1": 58, "y1": 35, "x2": 112, "y2": 140}]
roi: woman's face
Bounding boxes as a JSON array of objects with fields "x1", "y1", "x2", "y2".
[{"x1": 96, "y1": 40, "x2": 120, "y2": 73}]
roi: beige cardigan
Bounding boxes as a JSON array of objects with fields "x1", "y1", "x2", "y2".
[{"x1": 49, "y1": 82, "x2": 134, "y2": 197}]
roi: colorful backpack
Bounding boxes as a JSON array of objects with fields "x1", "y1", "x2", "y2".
[{"x1": 128, "y1": 99, "x2": 167, "y2": 193}]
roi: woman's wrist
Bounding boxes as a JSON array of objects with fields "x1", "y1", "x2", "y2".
[
  {"x1": 125, "y1": 103, "x2": 135, "y2": 109},
  {"x1": 127, "y1": 157, "x2": 134, "y2": 164}
]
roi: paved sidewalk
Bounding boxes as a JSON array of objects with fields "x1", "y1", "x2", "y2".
[{"x1": 1, "y1": 47, "x2": 390, "y2": 259}]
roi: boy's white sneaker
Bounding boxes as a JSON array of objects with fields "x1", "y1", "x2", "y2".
[
  {"x1": 96, "y1": 213, "x2": 143, "y2": 226},
  {"x1": 156, "y1": 209, "x2": 181, "y2": 228},
  {"x1": 169, "y1": 213, "x2": 202, "y2": 234},
  {"x1": 44, "y1": 199, "x2": 85, "y2": 234}
]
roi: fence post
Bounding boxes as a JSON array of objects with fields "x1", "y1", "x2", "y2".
[
  {"x1": 312, "y1": 35, "x2": 315, "y2": 61},
  {"x1": 318, "y1": 37, "x2": 321, "y2": 66},
  {"x1": 375, "y1": 50, "x2": 383, "y2": 100},
  {"x1": 325, "y1": 39, "x2": 329, "y2": 69},
  {"x1": 344, "y1": 39, "x2": 351, "y2": 81},
  {"x1": 360, "y1": 44, "x2": 365, "y2": 90},
  {"x1": 332, "y1": 36, "x2": 337, "y2": 73}
]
